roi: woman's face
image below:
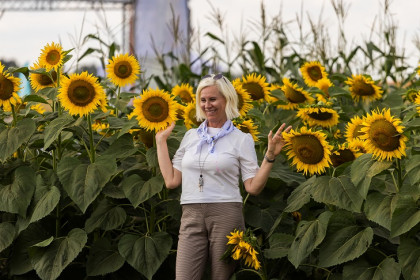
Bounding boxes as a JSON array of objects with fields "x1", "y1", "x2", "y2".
[{"x1": 199, "y1": 85, "x2": 227, "y2": 127}]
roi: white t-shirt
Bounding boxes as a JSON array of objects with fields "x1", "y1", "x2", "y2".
[{"x1": 172, "y1": 127, "x2": 259, "y2": 204}]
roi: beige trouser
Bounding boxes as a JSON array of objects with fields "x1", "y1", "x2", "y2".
[{"x1": 176, "y1": 202, "x2": 245, "y2": 280}]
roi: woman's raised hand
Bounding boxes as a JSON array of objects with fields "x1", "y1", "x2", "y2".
[
  {"x1": 266, "y1": 123, "x2": 292, "y2": 158},
  {"x1": 156, "y1": 122, "x2": 176, "y2": 144}
]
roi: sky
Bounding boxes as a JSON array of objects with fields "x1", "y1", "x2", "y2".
[{"x1": 1, "y1": 0, "x2": 420, "y2": 69}]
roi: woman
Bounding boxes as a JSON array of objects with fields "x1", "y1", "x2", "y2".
[{"x1": 156, "y1": 73, "x2": 291, "y2": 280}]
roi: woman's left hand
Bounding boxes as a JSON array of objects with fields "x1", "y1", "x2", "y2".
[{"x1": 266, "y1": 123, "x2": 292, "y2": 159}]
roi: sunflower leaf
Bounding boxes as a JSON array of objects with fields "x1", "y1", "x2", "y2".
[
  {"x1": 284, "y1": 176, "x2": 316, "y2": 212},
  {"x1": 85, "y1": 198, "x2": 126, "y2": 233},
  {"x1": 0, "y1": 222, "x2": 16, "y2": 253},
  {"x1": 118, "y1": 232, "x2": 172, "y2": 280},
  {"x1": 23, "y1": 94, "x2": 49, "y2": 104},
  {"x1": 43, "y1": 113, "x2": 75, "y2": 150},
  {"x1": 390, "y1": 195, "x2": 420, "y2": 237},
  {"x1": 342, "y1": 257, "x2": 401, "y2": 280},
  {"x1": 264, "y1": 233, "x2": 294, "y2": 259},
  {"x1": 318, "y1": 226, "x2": 373, "y2": 267},
  {"x1": 86, "y1": 238, "x2": 125, "y2": 276},
  {"x1": 363, "y1": 192, "x2": 396, "y2": 230},
  {"x1": 287, "y1": 211, "x2": 332, "y2": 268},
  {"x1": 398, "y1": 237, "x2": 420, "y2": 280},
  {"x1": 0, "y1": 118, "x2": 36, "y2": 162}
]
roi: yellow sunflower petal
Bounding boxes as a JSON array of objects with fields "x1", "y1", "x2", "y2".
[
  {"x1": 300, "y1": 61, "x2": 328, "y2": 87},
  {"x1": 233, "y1": 119, "x2": 259, "y2": 141},
  {"x1": 279, "y1": 78, "x2": 314, "y2": 110},
  {"x1": 360, "y1": 108, "x2": 407, "y2": 161},
  {"x1": 232, "y1": 78, "x2": 253, "y2": 116},
  {"x1": 38, "y1": 42, "x2": 64, "y2": 72},
  {"x1": 57, "y1": 71, "x2": 106, "y2": 117},
  {"x1": 296, "y1": 107, "x2": 339, "y2": 128},
  {"x1": 345, "y1": 74, "x2": 383, "y2": 102},
  {"x1": 132, "y1": 88, "x2": 178, "y2": 132},
  {"x1": 29, "y1": 61, "x2": 64, "y2": 92},
  {"x1": 106, "y1": 53, "x2": 140, "y2": 87},
  {"x1": 0, "y1": 62, "x2": 22, "y2": 111},
  {"x1": 283, "y1": 127, "x2": 333, "y2": 176},
  {"x1": 183, "y1": 102, "x2": 202, "y2": 129},
  {"x1": 240, "y1": 73, "x2": 270, "y2": 102},
  {"x1": 171, "y1": 83, "x2": 195, "y2": 104}
]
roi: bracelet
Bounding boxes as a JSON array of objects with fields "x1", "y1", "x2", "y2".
[{"x1": 264, "y1": 155, "x2": 275, "y2": 163}]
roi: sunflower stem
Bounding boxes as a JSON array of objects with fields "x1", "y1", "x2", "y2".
[
  {"x1": 396, "y1": 158, "x2": 402, "y2": 191},
  {"x1": 11, "y1": 103, "x2": 17, "y2": 127},
  {"x1": 115, "y1": 86, "x2": 121, "y2": 116},
  {"x1": 87, "y1": 114, "x2": 96, "y2": 163}
]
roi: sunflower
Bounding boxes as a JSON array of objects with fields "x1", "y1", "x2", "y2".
[
  {"x1": 234, "y1": 119, "x2": 260, "y2": 142},
  {"x1": 0, "y1": 62, "x2": 22, "y2": 112},
  {"x1": 92, "y1": 120, "x2": 110, "y2": 136},
  {"x1": 58, "y1": 71, "x2": 106, "y2": 116},
  {"x1": 360, "y1": 108, "x2": 407, "y2": 161},
  {"x1": 232, "y1": 78, "x2": 253, "y2": 117},
  {"x1": 300, "y1": 61, "x2": 328, "y2": 87},
  {"x1": 106, "y1": 53, "x2": 140, "y2": 87},
  {"x1": 132, "y1": 88, "x2": 178, "y2": 132},
  {"x1": 416, "y1": 95, "x2": 420, "y2": 114},
  {"x1": 345, "y1": 115, "x2": 365, "y2": 142},
  {"x1": 405, "y1": 89, "x2": 420, "y2": 103},
  {"x1": 282, "y1": 126, "x2": 332, "y2": 176},
  {"x1": 315, "y1": 77, "x2": 333, "y2": 98},
  {"x1": 183, "y1": 102, "x2": 202, "y2": 129},
  {"x1": 279, "y1": 78, "x2": 314, "y2": 110},
  {"x1": 348, "y1": 138, "x2": 367, "y2": 154},
  {"x1": 345, "y1": 74, "x2": 383, "y2": 102},
  {"x1": 29, "y1": 61, "x2": 63, "y2": 92},
  {"x1": 330, "y1": 144, "x2": 362, "y2": 167},
  {"x1": 226, "y1": 230, "x2": 261, "y2": 271},
  {"x1": 171, "y1": 83, "x2": 195, "y2": 104},
  {"x1": 296, "y1": 107, "x2": 339, "y2": 128},
  {"x1": 30, "y1": 104, "x2": 46, "y2": 114},
  {"x1": 38, "y1": 42, "x2": 64, "y2": 72},
  {"x1": 240, "y1": 73, "x2": 270, "y2": 102}
]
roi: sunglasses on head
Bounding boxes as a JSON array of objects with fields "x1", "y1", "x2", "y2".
[{"x1": 201, "y1": 73, "x2": 228, "y2": 84}]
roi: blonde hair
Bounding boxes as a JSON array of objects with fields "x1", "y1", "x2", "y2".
[{"x1": 195, "y1": 74, "x2": 240, "y2": 121}]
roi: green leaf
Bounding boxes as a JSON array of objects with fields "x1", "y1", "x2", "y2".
[
  {"x1": 86, "y1": 238, "x2": 125, "y2": 276},
  {"x1": 43, "y1": 113, "x2": 75, "y2": 150},
  {"x1": 244, "y1": 204, "x2": 277, "y2": 233},
  {"x1": 29, "y1": 228, "x2": 87, "y2": 280},
  {"x1": 30, "y1": 185, "x2": 60, "y2": 224},
  {"x1": 57, "y1": 156, "x2": 117, "y2": 213},
  {"x1": 364, "y1": 192, "x2": 396, "y2": 230},
  {"x1": 0, "y1": 222, "x2": 15, "y2": 253},
  {"x1": 102, "y1": 133, "x2": 137, "y2": 159},
  {"x1": 146, "y1": 147, "x2": 158, "y2": 168},
  {"x1": 284, "y1": 176, "x2": 316, "y2": 212},
  {"x1": 288, "y1": 211, "x2": 332, "y2": 268},
  {"x1": 85, "y1": 198, "x2": 127, "y2": 233},
  {"x1": 118, "y1": 232, "x2": 172, "y2": 280},
  {"x1": 390, "y1": 196, "x2": 420, "y2": 237},
  {"x1": 264, "y1": 233, "x2": 294, "y2": 259},
  {"x1": 0, "y1": 118, "x2": 36, "y2": 162},
  {"x1": 0, "y1": 166, "x2": 36, "y2": 217},
  {"x1": 124, "y1": 175, "x2": 164, "y2": 208},
  {"x1": 343, "y1": 257, "x2": 401, "y2": 280},
  {"x1": 350, "y1": 154, "x2": 392, "y2": 198},
  {"x1": 117, "y1": 118, "x2": 138, "y2": 138},
  {"x1": 398, "y1": 237, "x2": 420, "y2": 280},
  {"x1": 406, "y1": 155, "x2": 420, "y2": 184},
  {"x1": 312, "y1": 176, "x2": 363, "y2": 213},
  {"x1": 318, "y1": 226, "x2": 373, "y2": 267},
  {"x1": 205, "y1": 32, "x2": 225, "y2": 44},
  {"x1": 24, "y1": 94, "x2": 49, "y2": 104}
]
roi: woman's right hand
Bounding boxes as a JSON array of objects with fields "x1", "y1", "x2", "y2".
[{"x1": 155, "y1": 122, "x2": 175, "y2": 144}]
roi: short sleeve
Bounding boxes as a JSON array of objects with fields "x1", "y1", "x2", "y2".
[
  {"x1": 172, "y1": 129, "x2": 193, "y2": 171},
  {"x1": 239, "y1": 133, "x2": 259, "y2": 181}
]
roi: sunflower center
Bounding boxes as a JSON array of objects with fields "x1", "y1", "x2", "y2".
[
  {"x1": 0, "y1": 75, "x2": 14, "y2": 100},
  {"x1": 292, "y1": 135, "x2": 325, "y2": 164},
  {"x1": 308, "y1": 66, "x2": 322, "y2": 81},
  {"x1": 188, "y1": 107, "x2": 200, "y2": 126},
  {"x1": 285, "y1": 87, "x2": 306, "y2": 103},
  {"x1": 142, "y1": 96, "x2": 169, "y2": 122},
  {"x1": 114, "y1": 61, "x2": 133, "y2": 79},
  {"x1": 353, "y1": 80, "x2": 375, "y2": 96},
  {"x1": 46, "y1": 50, "x2": 61, "y2": 66},
  {"x1": 179, "y1": 90, "x2": 193, "y2": 103},
  {"x1": 38, "y1": 71, "x2": 57, "y2": 86},
  {"x1": 331, "y1": 149, "x2": 355, "y2": 167},
  {"x1": 353, "y1": 124, "x2": 364, "y2": 138},
  {"x1": 243, "y1": 83, "x2": 264, "y2": 100},
  {"x1": 239, "y1": 125, "x2": 250, "y2": 134},
  {"x1": 308, "y1": 111, "x2": 332, "y2": 121},
  {"x1": 68, "y1": 80, "x2": 96, "y2": 106},
  {"x1": 369, "y1": 119, "x2": 400, "y2": 151}
]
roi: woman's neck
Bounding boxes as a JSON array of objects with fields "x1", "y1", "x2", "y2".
[{"x1": 207, "y1": 118, "x2": 228, "y2": 128}]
